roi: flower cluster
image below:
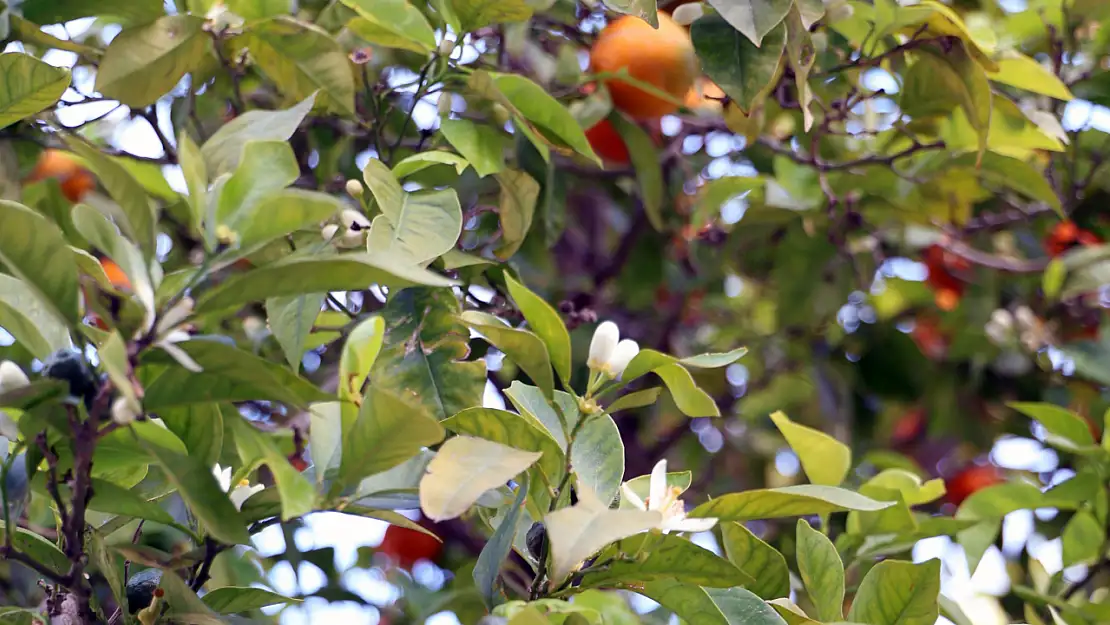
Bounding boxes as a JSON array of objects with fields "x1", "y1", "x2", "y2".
[{"x1": 587, "y1": 321, "x2": 639, "y2": 380}]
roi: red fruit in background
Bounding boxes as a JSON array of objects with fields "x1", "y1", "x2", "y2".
[
  {"x1": 26, "y1": 149, "x2": 96, "y2": 203},
  {"x1": 891, "y1": 407, "x2": 927, "y2": 448},
  {"x1": 585, "y1": 119, "x2": 631, "y2": 164},
  {"x1": 946, "y1": 464, "x2": 1004, "y2": 506},
  {"x1": 911, "y1": 316, "x2": 949, "y2": 360},
  {"x1": 1044, "y1": 220, "x2": 1103, "y2": 257},
  {"x1": 376, "y1": 524, "x2": 442, "y2": 570},
  {"x1": 923, "y1": 245, "x2": 971, "y2": 310}
]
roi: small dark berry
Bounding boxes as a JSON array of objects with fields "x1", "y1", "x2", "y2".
[
  {"x1": 43, "y1": 350, "x2": 98, "y2": 407},
  {"x1": 526, "y1": 521, "x2": 547, "y2": 560},
  {"x1": 125, "y1": 568, "x2": 163, "y2": 613}
]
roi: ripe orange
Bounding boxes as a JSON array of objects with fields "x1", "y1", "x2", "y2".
[
  {"x1": 585, "y1": 119, "x2": 631, "y2": 164},
  {"x1": 923, "y1": 244, "x2": 970, "y2": 309},
  {"x1": 376, "y1": 524, "x2": 442, "y2": 571},
  {"x1": 589, "y1": 11, "x2": 698, "y2": 119},
  {"x1": 1044, "y1": 220, "x2": 1103, "y2": 257},
  {"x1": 26, "y1": 149, "x2": 96, "y2": 203},
  {"x1": 684, "y1": 78, "x2": 725, "y2": 113},
  {"x1": 99, "y1": 257, "x2": 132, "y2": 291},
  {"x1": 946, "y1": 465, "x2": 1003, "y2": 506}
]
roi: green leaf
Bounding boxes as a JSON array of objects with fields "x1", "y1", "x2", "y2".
[
  {"x1": 1043, "y1": 259, "x2": 1066, "y2": 301},
  {"x1": 0, "y1": 53, "x2": 70, "y2": 130},
  {"x1": 619, "y1": 348, "x2": 745, "y2": 417},
  {"x1": 693, "y1": 177, "x2": 762, "y2": 227},
  {"x1": 902, "y1": 44, "x2": 991, "y2": 160},
  {"x1": 64, "y1": 137, "x2": 157, "y2": 259},
  {"x1": 638, "y1": 581, "x2": 788, "y2": 625},
  {"x1": 706, "y1": 0, "x2": 792, "y2": 46},
  {"x1": 494, "y1": 169, "x2": 540, "y2": 260},
  {"x1": 230, "y1": 415, "x2": 316, "y2": 520},
  {"x1": 87, "y1": 528, "x2": 126, "y2": 616},
  {"x1": 720, "y1": 522, "x2": 790, "y2": 600},
  {"x1": 491, "y1": 73, "x2": 601, "y2": 165},
  {"x1": 847, "y1": 559, "x2": 941, "y2": 625},
  {"x1": 140, "y1": 339, "x2": 332, "y2": 409},
  {"x1": 238, "y1": 17, "x2": 356, "y2": 116},
  {"x1": 439, "y1": 117, "x2": 509, "y2": 177},
  {"x1": 573, "y1": 414, "x2": 625, "y2": 506},
  {"x1": 159, "y1": 403, "x2": 224, "y2": 468},
  {"x1": 609, "y1": 111, "x2": 664, "y2": 230},
  {"x1": 94, "y1": 15, "x2": 209, "y2": 108},
  {"x1": 607, "y1": 387, "x2": 662, "y2": 414},
  {"x1": 392, "y1": 151, "x2": 470, "y2": 178},
  {"x1": 504, "y1": 274, "x2": 572, "y2": 383},
  {"x1": 460, "y1": 311, "x2": 555, "y2": 399},
  {"x1": 769, "y1": 411, "x2": 851, "y2": 486},
  {"x1": 474, "y1": 478, "x2": 528, "y2": 609},
  {"x1": 158, "y1": 569, "x2": 223, "y2": 622},
  {"x1": 339, "y1": 388, "x2": 445, "y2": 489},
  {"x1": 1009, "y1": 402, "x2": 1096, "y2": 449},
  {"x1": 201, "y1": 93, "x2": 315, "y2": 176},
  {"x1": 178, "y1": 132, "x2": 208, "y2": 233},
  {"x1": 692, "y1": 16, "x2": 784, "y2": 113},
  {"x1": 0, "y1": 273, "x2": 71, "y2": 359},
  {"x1": 194, "y1": 253, "x2": 456, "y2": 313},
  {"x1": 369, "y1": 288, "x2": 486, "y2": 422},
  {"x1": 0, "y1": 200, "x2": 80, "y2": 325},
  {"x1": 986, "y1": 51, "x2": 1072, "y2": 100},
  {"x1": 267, "y1": 293, "x2": 326, "y2": 372},
  {"x1": 543, "y1": 480, "x2": 660, "y2": 583},
  {"x1": 949, "y1": 152, "x2": 1061, "y2": 213},
  {"x1": 451, "y1": 0, "x2": 533, "y2": 32},
  {"x1": 366, "y1": 189, "x2": 463, "y2": 264},
  {"x1": 0, "y1": 522, "x2": 69, "y2": 575},
  {"x1": 72, "y1": 203, "x2": 156, "y2": 328},
  {"x1": 239, "y1": 189, "x2": 341, "y2": 250},
  {"x1": 202, "y1": 587, "x2": 301, "y2": 613},
  {"x1": 690, "y1": 485, "x2": 894, "y2": 521},
  {"x1": 308, "y1": 402, "x2": 342, "y2": 485},
  {"x1": 795, "y1": 519, "x2": 844, "y2": 621},
  {"x1": 87, "y1": 478, "x2": 176, "y2": 526},
  {"x1": 347, "y1": 17, "x2": 430, "y2": 53},
  {"x1": 21, "y1": 0, "x2": 163, "y2": 25},
  {"x1": 340, "y1": 0, "x2": 436, "y2": 52},
  {"x1": 215, "y1": 140, "x2": 300, "y2": 232},
  {"x1": 1062, "y1": 510, "x2": 1104, "y2": 567},
  {"x1": 581, "y1": 532, "x2": 753, "y2": 588},
  {"x1": 442, "y1": 407, "x2": 564, "y2": 484},
  {"x1": 144, "y1": 443, "x2": 251, "y2": 545},
  {"x1": 420, "y1": 436, "x2": 541, "y2": 521},
  {"x1": 504, "y1": 381, "x2": 573, "y2": 449},
  {"x1": 337, "y1": 315, "x2": 385, "y2": 402}
]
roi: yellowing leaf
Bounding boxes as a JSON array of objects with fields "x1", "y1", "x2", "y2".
[
  {"x1": 987, "y1": 52, "x2": 1072, "y2": 101},
  {"x1": 419, "y1": 436, "x2": 541, "y2": 521},
  {"x1": 543, "y1": 480, "x2": 660, "y2": 583},
  {"x1": 770, "y1": 411, "x2": 851, "y2": 486},
  {"x1": 0, "y1": 53, "x2": 70, "y2": 130}
]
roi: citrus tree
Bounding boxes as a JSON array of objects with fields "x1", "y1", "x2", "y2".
[{"x1": 0, "y1": 0, "x2": 1109, "y2": 623}]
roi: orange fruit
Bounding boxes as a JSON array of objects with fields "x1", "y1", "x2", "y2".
[
  {"x1": 1044, "y1": 220, "x2": 1103, "y2": 257},
  {"x1": 26, "y1": 149, "x2": 96, "y2": 203},
  {"x1": 376, "y1": 524, "x2": 442, "y2": 570},
  {"x1": 684, "y1": 78, "x2": 725, "y2": 112},
  {"x1": 99, "y1": 257, "x2": 132, "y2": 291},
  {"x1": 590, "y1": 11, "x2": 698, "y2": 119},
  {"x1": 946, "y1": 465, "x2": 1003, "y2": 506},
  {"x1": 585, "y1": 118, "x2": 631, "y2": 164}
]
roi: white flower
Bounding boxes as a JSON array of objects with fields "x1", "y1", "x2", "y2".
[
  {"x1": 0, "y1": 361, "x2": 29, "y2": 393},
  {"x1": 0, "y1": 411, "x2": 18, "y2": 441},
  {"x1": 110, "y1": 396, "x2": 142, "y2": 425},
  {"x1": 587, "y1": 322, "x2": 640, "y2": 379},
  {"x1": 323, "y1": 210, "x2": 371, "y2": 248},
  {"x1": 621, "y1": 459, "x2": 717, "y2": 534},
  {"x1": 212, "y1": 463, "x2": 263, "y2": 511}
]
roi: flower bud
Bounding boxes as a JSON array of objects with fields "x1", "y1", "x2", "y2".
[
  {"x1": 345, "y1": 179, "x2": 364, "y2": 198},
  {"x1": 608, "y1": 339, "x2": 640, "y2": 379},
  {"x1": 111, "y1": 396, "x2": 142, "y2": 426},
  {"x1": 438, "y1": 38, "x2": 456, "y2": 57},
  {"x1": 0, "y1": 361, "x2": 29, "y2": 393},
  {"x1": 671, "y1": 3, "x2": 704, "y2": 26},
  {"x1": 340, "y1": 208, "x2": 371, "y2": 231},
  {"x1": 437, "y1": 93, "x2": 453, "y2": 116},
  {"x1": 587, "y1": 321, "x2": 620, "y2": 371}
]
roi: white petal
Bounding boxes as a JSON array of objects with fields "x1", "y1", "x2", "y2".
[
  {"x1": 620, "y1": 482, "x2": 647, "y2": 511},
  {"x1": 0, "y1": 410, "x2": 20, "y2": 440},
  {"x1": 649, "y1": 459, "x2": 668, "y2": 512},
  {"x1": 0, "y1": 361, "x2": 29, "y2": 393},
  {"x1": 156, "y1": 297, "x2": 194, "y2": 335},
  {"x1": 587, "y1": 321, "x2": 619, "y2": 370},
  {"x1": 159, "y1": 341, "x2": 203, "y2": 372},
  {"x1": 321, "y1": 224, "x2": 339, "y2": 241},
  {"x1": 229, "y1": 484, "x2": 264, "y2": 510},
  {"x1": 212, "y1": 465, "x2": 232, "y2": 493},
  {"x1": 664, "y1": 516, "x2": 719, "y2": 534},
  {"x1": 608, "y1": 340, "x2": 640, "y2": 379},
  {"x1": 110, "y1": 396, "x2": 141, "y2": 425}
]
